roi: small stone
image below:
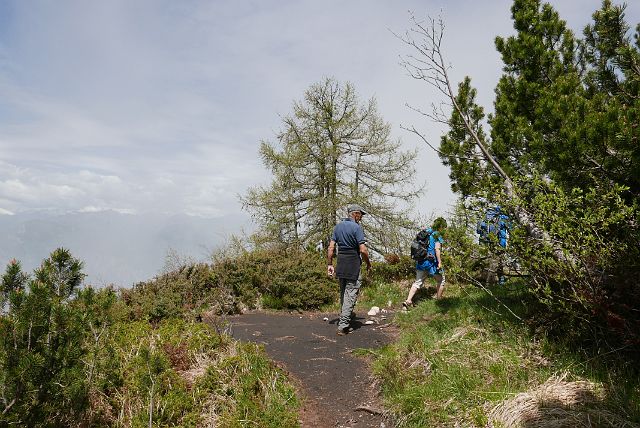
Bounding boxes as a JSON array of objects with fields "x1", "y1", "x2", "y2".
[
  {"x1": 323, "y1": 317, "x2": 329, "y2": 322},
  {"x1": 365, "y1": 320, "x2": 375, "y2": 325},
  {"x1": 367, "y1": 306, "x2": 380, "y2": 316}
]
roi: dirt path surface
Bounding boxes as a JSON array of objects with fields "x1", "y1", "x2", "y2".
[{"x1": 229, "y1": 310, "x2": 396, "y2": 428}]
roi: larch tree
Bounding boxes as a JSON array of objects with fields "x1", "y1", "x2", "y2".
[{"x1": 242, "y1": 78, "x2": 421, "y2": 254}]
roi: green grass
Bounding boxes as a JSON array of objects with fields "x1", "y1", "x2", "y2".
[
  {"x1": 357, "y1": 279, "x2": 408, "y2": 310},
  {"x1": 368, "y1": 281, "x2": 640, "y2": 427},
  {"x1": 86, "y1": 318, "x2": 299, "y2": 427},
  {"x1": 357, "y1": 274, "x2": 443, "y2": 311},
  {"x1": 196, "y1": 342, "x2": 300, "y2": 428}
]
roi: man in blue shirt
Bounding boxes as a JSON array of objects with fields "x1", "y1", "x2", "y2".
[{"x1": 327, "y1": 204, "x2": 372, "y2": 335}]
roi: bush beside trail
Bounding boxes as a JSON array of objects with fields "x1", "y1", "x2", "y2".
[
  {"x1": 0, "y1": 249, "x2": 300, "y2": 427},
  {"x1": 86, "y1": 317, "x2": 299, "y2": 428},
  {"x1": 122, "y1": 248, "x2": 337, "y2": 322}
]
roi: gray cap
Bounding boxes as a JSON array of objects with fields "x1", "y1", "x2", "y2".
[{"x1": 347, "y1": 204, "x2": 367, "y2": 215}]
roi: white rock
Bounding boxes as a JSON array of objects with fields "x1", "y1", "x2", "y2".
[
  {"x1": 323, "y1": 317, "x2": 329, "y2": 322},
  {"x1": 365, "y1": 320, "x2": 375, "y2": 325},
  {"x1": 367, "y1": 306, "x2": 380, "y2": 316}
]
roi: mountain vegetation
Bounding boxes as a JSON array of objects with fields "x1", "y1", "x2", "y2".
[
  {"x1": 401, "y1": 0, "x2": 640, "y2": 347},
  {"x1": 242, "y1": 77, "x2": 422, "y2": 254},
  {"x1": 1, "y1": 0, "x2": 639, "y2": 426},
  {"x1": 0, "y1": 250, "x2": 301, "y2": 427}
]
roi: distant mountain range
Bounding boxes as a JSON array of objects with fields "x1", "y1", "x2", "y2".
[{"x1": 0, "y1": 210, "x2": 253, "y2": 287}]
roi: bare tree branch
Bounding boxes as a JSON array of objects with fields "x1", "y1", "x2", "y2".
[{"x1": 397, "y1": 12, "x2": 576, "y2": 266}]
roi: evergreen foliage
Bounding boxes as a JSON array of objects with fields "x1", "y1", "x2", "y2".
[
  {"x1": 0, "y1": 249, "x2": 88, "y2": 426},
  {"x1": 413, "y1": 0, "x2": 640, "y2": 347},
  {"x1": 0, "y1": 250, "x2": 301, "y2": 427}
]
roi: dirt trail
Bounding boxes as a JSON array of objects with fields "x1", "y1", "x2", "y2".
[{"x1": 229, "y1": 310, "x2": 396, "y2": 428}]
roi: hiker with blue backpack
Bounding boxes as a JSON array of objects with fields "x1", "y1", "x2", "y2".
[
  {"x1": 403, "y1": 217, "x2": 447, "y2": 309},
  {"x1": 476, "y1": 205, "x2": 509, "y2": 248},
  {"x1": 476, "y1": 206, "x2": 510, "y2": 284}
]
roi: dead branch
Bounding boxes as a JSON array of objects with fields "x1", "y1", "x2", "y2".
[{"x1": 397, "y1": 12, "x2": 575, "y2": 266}]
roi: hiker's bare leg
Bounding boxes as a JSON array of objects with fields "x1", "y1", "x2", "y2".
[
  {"x1": 434, "y1": 273, "x2": 445, "y2": 299},
  {"x1": 406, "y1": 284, "x2": 419, "y2": 304},
  {"x1": 405, "y1": 270, "x2": 426, "y2": 305}
]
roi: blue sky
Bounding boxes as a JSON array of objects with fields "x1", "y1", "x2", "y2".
[{"x1": 0, "y1": 0, "x2": 637, "y2": 220}]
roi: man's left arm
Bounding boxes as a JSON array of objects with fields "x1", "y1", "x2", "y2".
[
  {"x1": 359, "y1": 243, "x2": 372, "y2": 272},
  {"x1": 435, "y1": 241, "x2": 443, "y2": 270},
  {"x1": 327, "y1": 240, "x2": 336, "y2": 277}
]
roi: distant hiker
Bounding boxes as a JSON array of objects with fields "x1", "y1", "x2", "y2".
[
  {"x1": 404, "y1": 217, "x2": 447, "y2": 309},
  {"x1": 476, "y1": 206, "x2": 509, "y2": 248},
  {"x1": 476, "y1": 206, "x2": 509, "y2": 284},
  {"x1": 327, "y1": 204, "x2": 372, "y2": 335}
]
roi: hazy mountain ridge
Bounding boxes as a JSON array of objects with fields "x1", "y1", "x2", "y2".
[{"x1": 0, "y1": 210, "x2": 251, "y2": 287}]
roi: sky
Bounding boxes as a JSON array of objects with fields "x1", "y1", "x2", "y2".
[{"x1": 1, "y1": 0, "x2": 638, "y2": 222}]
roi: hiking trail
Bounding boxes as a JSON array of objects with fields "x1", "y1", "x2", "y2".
[{"x1": 229, "y1": 310, "x2": 396, "y2": 428}]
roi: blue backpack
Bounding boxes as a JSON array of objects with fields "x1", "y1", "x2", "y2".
[
  {"x1": 410, "y1": 229, "x2": 436, "y2": 262},
  {"x1": 477, "y1": 207, "x2": 508, "y2": 247}
]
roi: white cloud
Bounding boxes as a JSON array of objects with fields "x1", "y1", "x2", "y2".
[{"x1": 0, "y1": 0, "x2": 636, "y2": 222}]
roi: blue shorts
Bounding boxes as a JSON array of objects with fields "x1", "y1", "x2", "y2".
[{"x1": 416, "y1": 259, "x2": 439, "y2": 275}]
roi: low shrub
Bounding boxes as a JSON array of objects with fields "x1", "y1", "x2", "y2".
[
  {"x1": 124, "y1": 249, "x2": 336, "y2": 321},
  {"x1": 370, "y1": 255, "x2": 414, "y2": 283},
  {"x1": 212, "y1": 248, "x2": 334, "y2": 310},
  {"x1": 1, "y1": 251, "x2": 303, "y2": 427},
  {"x1": 122, "y1": 263, "x2": 236, "y2": 322},
  {"x1": 84, "y1": 318, "x2": 298, "y2": 427}
]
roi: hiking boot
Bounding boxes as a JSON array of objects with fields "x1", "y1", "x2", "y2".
[
  {"x1": 402, "y1": 301, "x2": 413, "y2": 311},
  {"x1": 336, "y1": 327, "x2": 353, "y2": 336}
]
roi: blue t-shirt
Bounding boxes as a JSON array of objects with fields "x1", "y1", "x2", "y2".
[
  {"x1": 331, "y1": 218, "x2": 366, "y2": 280},
  {"x1": 416, "y1": 229, "x2": 444, "y2": 274},
  {"x1": 331, "y1": 218, "x2": 366, "y2": 255}
]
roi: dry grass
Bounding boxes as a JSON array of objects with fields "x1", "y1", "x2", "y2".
[
  {"x1": 179, "y1": 352, "x2": 218, "y2": 387},
  {"x1": 185, "y1": 340, "x2": 242, "y2": 427},
  {"x1": 488, "y1": 375, "x2": 638, "y2": 428}
]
